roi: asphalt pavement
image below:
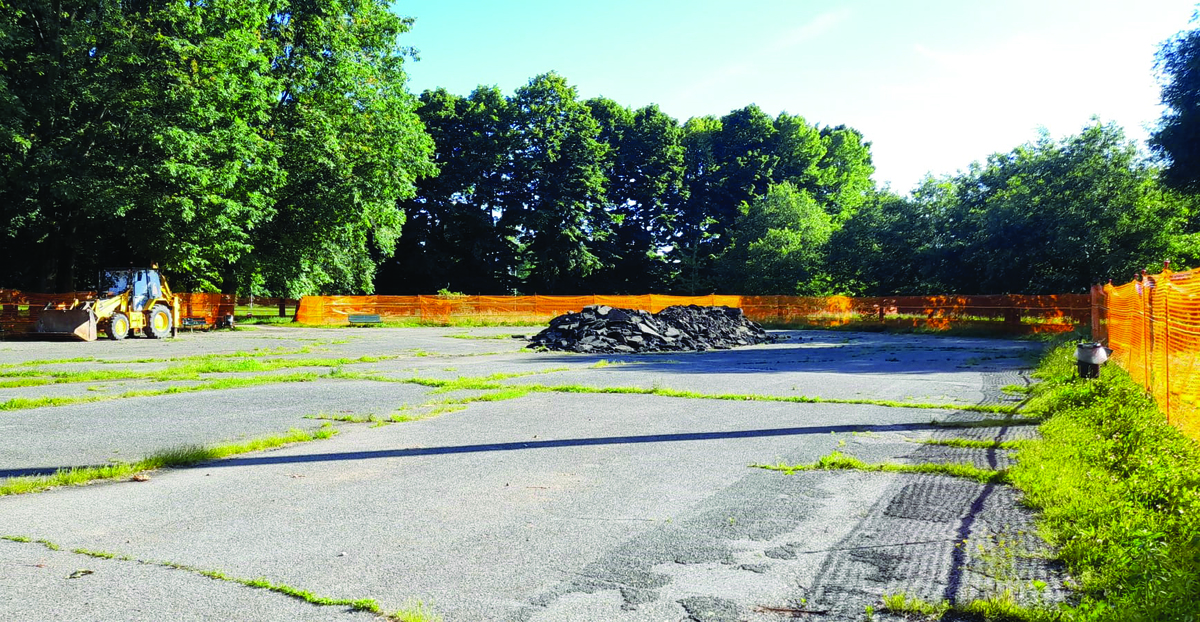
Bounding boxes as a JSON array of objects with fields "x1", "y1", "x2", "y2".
[{"x1": 0, "y1": 327, "x2": 1064, "y2": 621}]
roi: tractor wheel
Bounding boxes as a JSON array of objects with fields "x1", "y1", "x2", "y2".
[
  {"x1": 145, "y1": 305, "x2": 172, "y2": 339},
  {"x1": 106, "y1": 312, "x2": 130, "y2": 341}
]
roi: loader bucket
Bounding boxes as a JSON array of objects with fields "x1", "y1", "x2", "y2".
[{"x1": 35, "y1": 309, "x2": 98, "y2": 342}]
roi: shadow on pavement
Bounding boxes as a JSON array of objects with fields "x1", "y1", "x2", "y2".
[
  {"x1": 531, "y1": 339, "x2": 1040, "y2": 377},
  {"x1": 1, "y1": 420, "x2": 971, "y2": 478}
]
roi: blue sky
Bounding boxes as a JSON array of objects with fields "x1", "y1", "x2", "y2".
[{"x1": 395, "y1": 1, "x2": 1197, "y2": 193}]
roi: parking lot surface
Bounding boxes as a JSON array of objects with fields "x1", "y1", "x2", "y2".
[{"x1": 0, "y1": 327, "x2": 1063, "y2": 621}]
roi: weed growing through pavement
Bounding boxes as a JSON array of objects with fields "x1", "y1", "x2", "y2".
[
  {"x1": 2, "y1": 536, "x2": 440, "y2": 621},
  {"x1": 1001, "y1": 384, "x2": 1033, "y2": 395},
  {"x1": 930, "y1": 416, "x2": 1043, "y2": 428},
  {"x1": 753, "y1": 450, "x2": 1009, "y2": 484},
  {"x1": 0, "y1": 372, "x2": 322, "y2": 411},
  {"x1": 445, "y1": 332, "x2": 525, "y2": 340},
  {"x1": 0, "y1": 426, "x2": 337, "y2": 496},
  {"x1": 880, "y1": 590, "x2": 1057, "y2": 621},
  {"x1": 918, "y1": 438, "x2": 1026, "y2": 450}
]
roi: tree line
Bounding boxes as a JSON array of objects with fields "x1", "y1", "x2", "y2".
[{"x1": 4, "y1": 1, "x2": 1200, "y2": 297}]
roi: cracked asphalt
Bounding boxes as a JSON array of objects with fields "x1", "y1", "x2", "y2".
[{"x1": 0, "y1": 326, "x2": 1066, "y2": 621}]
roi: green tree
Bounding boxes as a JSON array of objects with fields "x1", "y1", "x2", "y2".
[
  {"x1": 1153, "y1": 22, "x2": 1200, "y2": 192},
  {"x1": 243, "y1": 0, "x2": 435, "y2": 296},
  {"x1": 0, "y1": 0, "x2": 433, "y2": 295},
  {"x1": 826, "y1": 187, "x2": 948, "y2": 295},
  {"x1": 585, "y1": 98, "x2": 686, "y2": 292},
  {"x1": 0, "y1": 0, "x2": 281, "y2": 292},
  {"x1": 949, "y1": 122, "x2": 1186, "y2": 293},
  {"x1": 382, "y1": 86, "x2": 514, "y2": 293},
  {"x1": 504, "y1": 72, "x2": 608, "y2": 293},
  {"x1": 719, "y1": 182, "x2": 833, "y2": 294}
]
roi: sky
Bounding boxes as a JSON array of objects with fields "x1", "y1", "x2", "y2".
[{"x1": 394, "y1": 0, "x2": 1198, "y2": 193}]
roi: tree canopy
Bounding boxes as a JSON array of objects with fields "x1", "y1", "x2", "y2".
[
  {"x1": 0, "y1": 0, "x2": 433, "y2": 294},
  {"x1": 4, "y1": 4, "x2": 1197, "y2": 298}
]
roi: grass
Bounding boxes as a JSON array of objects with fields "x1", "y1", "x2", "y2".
[
  {"x1": 930, "y1": 416, "x2": 1043, "y2": 428},
  {"x1": 753, "y1": 450, "x2": 1009, "y2": 484},
  {"x1": 880, "y1": 591, "x2": 1057, "y2": 621},
  {"x1": 0, "y1": 372, "x2": 321, "y2": 411},
  {"x1": 445, "y1": 332, "x2": 526, "y2": 340},
  {"x1": 349, "y1": 369, "x2": 1022, "y2": 414},
  {"x1": 2, "y1": 535, "x2": 439, "y2": 621},
  {"x1": 1002, "y1": 341, "x2": 1200, "y2": 621},
  {"x1": 919, "y1": 438, "x2": 1026, "y2": 450},
  {"x1": 0, "y1": 352, "x2": 391, "y2": 385},
  {"x1": 0, "y1": 426, "x2": 337, "y2": 496}
]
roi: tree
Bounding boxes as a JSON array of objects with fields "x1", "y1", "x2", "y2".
[
  {"x1": 718, "y1": 182, "x2": 833, "y2": 294},
  {"x1": 826, "y1": 188, "x2": 948, "y2": 295},
  {"x1": 584, "y1": 99, "x2": 686, "y2": 292},
  {"x1": 1153, "y1": 22, "x2": 1200, "y2": 192},
  {"x1": 241, "y1": 0, "x2": 435, "y2": 296},
  {"x1": 948, "y1": 122, "x2": 1185, "y2": 293},
  {"x1": 674, "y1": 116, "x2": 724, "y2": 294},
  {"x1": 381, "y1": 86, "x2": 514, "y2": 293},
  {"x1": 504, "y1": 73, "x2": 608, "y2": 293},
  {"x1": 0, "y1": 0, "x2": 434, "y2": 295},
  {"x1": 0, "y1": 0, "x2": 281, "y2": 292}
]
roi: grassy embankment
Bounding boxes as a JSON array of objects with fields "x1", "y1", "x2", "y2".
[{"x1": 1005, "y1": 342, "x2": 1200, "y2": 620}]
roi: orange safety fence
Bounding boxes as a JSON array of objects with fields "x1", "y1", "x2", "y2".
[
  {"x1": 294, "y1": 293, "x2": 1089, "y2": 332},
  {"x1": 1092, "y1": 268, "x2": 1200, "y2": 441},
  {"x1": 2, "y1": 289, "x2": 1089, "y2": 335}
]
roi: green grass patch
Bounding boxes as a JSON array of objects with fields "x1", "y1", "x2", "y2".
[
  {"x1": 527, "y1": 383, "x2": 1017, "y2": 413},
  {"x1": 304, "y1": 412, "x2": 382, "y2": 424},
  {"x1": 1002, "y1": 384, "x2": 1034, "y2": 395},
  {"x1": 1004, "y1": 342, "x2": 1200, "y2": 621},
  {"x1": 754, "y1": 450, "x2": 1009, "y2": 484},
  {"x1": 0, "y1": 377, "x2": 52, "y2": 388},
  {"x1": 1, "y1": 535, "x2": 438, "y2": 621},
  {"x1": 385, "y1": 372, "x2": 1019, "y2": 414},
  {"x1": 445, "y1": 332, "x2": 525, "y2": 340},
  {"x1": 930, "y1": 416, "x2": 1043, "y2": 428},
  {"x1": 0, "y1": 426, "x2": 336, "y2": 496},
  {"x1": 881, "y1": 590, "x2": 1056, "y2": 621},
  {"x1": 0, "y1": 372, "x2": 320, "y2": 412},
  {"x1": 919, "y1": 438, "x2": 1026, "y2": 450}
]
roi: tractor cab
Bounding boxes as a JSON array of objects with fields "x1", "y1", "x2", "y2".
[{"x1": 101, "y1": 269, "x2": 162, "y2": 312}]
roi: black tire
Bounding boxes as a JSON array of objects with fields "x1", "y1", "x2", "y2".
[
  {"x1": 106, "y1": 312, "x2": 129, "y2": 341},
  {"x1": 145, "y1": 304, "x2": 172, "y2": 339}
]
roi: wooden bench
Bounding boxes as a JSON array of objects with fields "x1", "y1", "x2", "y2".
[
  {"x1": 347, "y1": 314, "x2": 383, "y2": 325},
  {"x1": 181, "y1": 317, "x2": 209, "y2": 328}
]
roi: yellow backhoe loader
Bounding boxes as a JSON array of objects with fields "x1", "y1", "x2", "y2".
[{"x1": 36, "y1": 268, "x2": 180, "y2": 342}]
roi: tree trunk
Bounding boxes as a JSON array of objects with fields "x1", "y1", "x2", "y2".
[
  {"x1": 220, "y1": 265, "x2": 238, "y2": 295},
  {"x1": 54, "y1": 241, "x2": 76, "y2": 293}
]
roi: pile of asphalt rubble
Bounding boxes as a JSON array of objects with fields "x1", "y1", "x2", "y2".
[{"x1": 530, "y1": 304, "x2": 778, "y2": 353}]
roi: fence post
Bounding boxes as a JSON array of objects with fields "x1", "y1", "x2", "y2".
[
  {"x1": 1141, "y1": 272, "x2": 1151, "y2": 394},
  {"x1": 1089, "y1": 284, "x2": 1099, "y2": 339},
  {"x1": 1163, "y1": 266, "x2": 1172, "y2": 424}
]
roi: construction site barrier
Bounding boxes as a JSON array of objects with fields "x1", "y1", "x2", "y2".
[
  {"x1": 293, "y1": 293, "x2": 1089, "y2": 332},
  {"x1": 1092, "y1": 268, "x2": 1200, "y2": 441},
  {"x1": 1, "y1": 290, "x2": 1087, "y2": 335}
]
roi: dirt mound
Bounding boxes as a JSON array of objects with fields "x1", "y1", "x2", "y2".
[{"x1": 530, "y1": 304, "x2": 777, "y2": 354}]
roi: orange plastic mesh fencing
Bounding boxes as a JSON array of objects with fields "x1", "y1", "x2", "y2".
[
  {"x1": 1, "y1": 289, "x2": 1088, "y2": 335},
  {"x1": 0, "y1": 289, "x2": 100, "y2": 333},
  {"x1": 177, "y1": 293, "x2": 236, "y2": 327},
  {"x1": 1094, "y1": 268, "x2": 1200, "y2": 441},
  {"x1": 292, "y1": 293, "x2": 1088, "y2": 332}
]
